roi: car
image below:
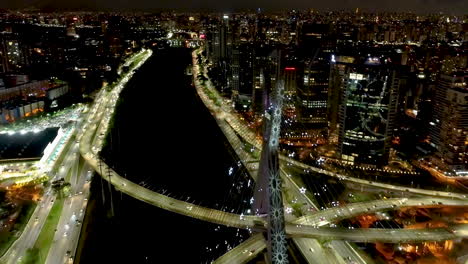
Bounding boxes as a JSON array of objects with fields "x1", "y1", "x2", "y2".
[
  {"x1": 34, "y1": 217, "x2": 39, "y2": 222},
  {"x1": 66, "y1": 250, "x2": 71, "y2": 256},
  {"x1": 63, "y1": 232, "x2": 68, "y2": 237}
]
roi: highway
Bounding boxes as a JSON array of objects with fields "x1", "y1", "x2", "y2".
[
  {"x1": 213, "y1": 233, "x2": 267, "y2": 264},
  {"x1": 282, "y1": 157, "x2": 468, "y2": 200},
  {"x1": 0, "y1": 130, "x2": 77, "y2": 264},
  {"x1": 294, "y1": 197, "x2": 468, "y2": 227},
  {"x1": 44, "y1": 161, "x2": 91, "y2": 264},
  {"x1": 286, "y1": 225, "x2": 460, "y2": 243}
]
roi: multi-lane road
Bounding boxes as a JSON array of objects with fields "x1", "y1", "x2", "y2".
[
  {"x1": 294, "y1": 197, "x2": 467, "y2": 227},
  {"x1": 0, "y1": 49, "x2": 151, "y2": 264},
  {"x1": 0, "y1": 133, "x2": 77, "y2": 264},
  {"x1": 213, "y1": 233, "x2": 267, "y2": 264},
  {"x1": 45, "y1": 161, "x2": 91, "y2": 264}
]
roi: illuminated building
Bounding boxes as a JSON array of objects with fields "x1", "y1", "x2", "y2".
[
  {"x1": 284, "y1": 66, "x2": 298, "y2": 96},
  {"x1": 230, "y1": 43, "x2": 254, "y2": 111},
  {"x1": 251, "y1": 46, "x2": 281, "y2": 114},
  {"x1": 209, "y1": 15, "x2": 231, "y2": 66},
  {"x1": 297, "y1": 58, "x2": 329, "y2": 125},
  {"x1": 297, "y1": 23, "x2": 335, "y2": 126},
  {"x1": 430, "y1": 73, "x2": 468, "y2": 173},
  {"x1": 332, "y1": 55, "x2": 400, "y2": 166},
  {"x1": 0, "y1": 32, "x2": 29, "y2": 73},
  {"x1": 206, "y1": 15, "x2": 232, "y2": 94}
]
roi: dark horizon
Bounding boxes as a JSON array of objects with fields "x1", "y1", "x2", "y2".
[{"x1": 0, "y1": 0, "x2": 467, "y2": 14}]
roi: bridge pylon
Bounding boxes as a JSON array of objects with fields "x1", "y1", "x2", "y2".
[{"x1": 252, "y1": 80, "x2": 289, "y2": 264}]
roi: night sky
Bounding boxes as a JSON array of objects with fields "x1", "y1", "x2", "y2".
[{"x1": 1, "y1": 0, "x2": 467, "y2": 13}]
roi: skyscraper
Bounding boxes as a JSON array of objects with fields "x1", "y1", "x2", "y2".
[
  {"x1": 430, "y1": 73, "x2": 468, "y2": 173},
  {"x1": 230, "y1": 43, "x2": 254, "y2": 111},
  {"x1": 206, "y1": 15, "x2": 232, "y2": 95},
  {"x1": 331, "y1": 55, "x2": 400, "y2": 166},
  {"x1": 297, "y1": 23, "x2": 335, "y2": 126},
  {"x1": 297, "y1": 58, "x2": 329, "y2": 125}
]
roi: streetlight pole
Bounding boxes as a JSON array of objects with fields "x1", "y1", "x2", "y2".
[
  {"x1": 98, "y1": 159, "x2": 106, "y2": 205},
  {"x1": 107, "y1": 166, "x2": 115, "y2": 217}
]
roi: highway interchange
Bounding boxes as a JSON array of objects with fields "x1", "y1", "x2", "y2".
[{"x1": 1, "y1": 46, "x2": 466, "y2": 264}]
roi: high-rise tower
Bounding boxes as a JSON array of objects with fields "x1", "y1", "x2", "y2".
[
  {"x1": 430, "y1": 73, "x2": 468, "y2": 173},
  {"x1": 330, "y1": 55, "x2": 400, "y2": 166}
]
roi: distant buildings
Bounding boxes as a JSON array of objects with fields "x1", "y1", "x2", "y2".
[{"x1": 0, "y1": 9, "x2": 464, "y2": 174}]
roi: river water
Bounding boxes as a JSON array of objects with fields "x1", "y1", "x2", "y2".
[{"x1": 78, "y1": 48, "x2": 253, "y2": 264}]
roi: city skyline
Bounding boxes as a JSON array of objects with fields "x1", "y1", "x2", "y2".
[
  {"x1": 0, "y1": 8, "x2": 465, "y2": 264},
  {"x1": 0, "y1": 0, "x2": 466, "y2": 14}
]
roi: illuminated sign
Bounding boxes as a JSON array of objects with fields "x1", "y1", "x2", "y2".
[
  {"x1": 336, "y1": 56, "x2": 355, "y2": 63},
  {"x1": 285, "y1": 67, "x2": 296, "y2": 71},
  {"x1": 365, "y1": 57, "x2": 381, "y2": 65},
  {"x1": 349, "y1": 73, "x2": 365, "y2": 80}
]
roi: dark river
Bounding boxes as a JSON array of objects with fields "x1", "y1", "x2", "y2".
[{"x1": 77, "y1": 48, "x2": 253, "y2": 264}]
